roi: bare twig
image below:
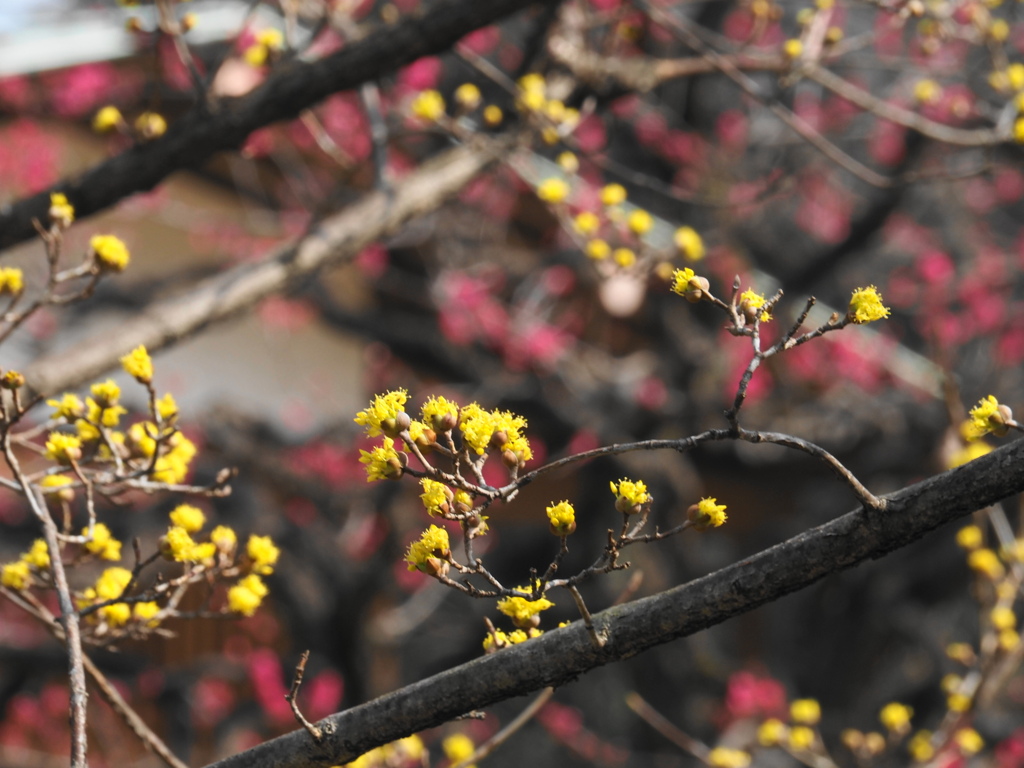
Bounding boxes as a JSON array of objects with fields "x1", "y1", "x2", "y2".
[{"x1": 286, "y1": 650, "x2": 324, "y2": 743}]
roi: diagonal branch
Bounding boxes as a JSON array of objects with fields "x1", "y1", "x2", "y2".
[
  {"x1": 0, "y1": 0, "x2": 556, "y2": 252},
  {"x1": 23, "y1": 137, "x2": 510, "y2": 397},
  {"x1": 203, "y1": 436, "x2": 1024, "y2": 768}
]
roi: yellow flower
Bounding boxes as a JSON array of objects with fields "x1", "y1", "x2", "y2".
[
  {"x1": 165, "y1": 526, "x2": 200, "y2": 562},
  {"x1": 420, "y1": 478, "x2": 453, "y2": 517},
  {"x1": 22, "y1": 540, "x2": 50, "y2": 569},
  {"x1": 151, "y1": 432, "x2": 197, "y2": 484},
  {"x1": 404, "y1": 525, "x2": 450, "y2": 573},
  {"x1": 613, "y1": 248, "x2": 636, "y2": 268},
  {"x1": 492, "y1": 409, "x2": 532, "y2": 463},
  {"x1": 359, "y1": 436, "x2": 404, "y2": 481},
  {"x1": 100, "y1": 602, "x2": 131, "y2": 627},
  {"x1": 93, "y1": 105, "x2": 123, "y2": 132},
  {"x1": 546, "y1": 500, "x2": 576, "y2": 535},
  {"x1": 421, "y1": 395, "x2": 459, "y2": 433},
  {"x1": 1, "y1": 561, "x2": 31, "y2": 590},
  {"x1": 47, "y1": 393, "x2": 84, "y2": 420},
  {"x1": 518, "y1": 73, "x2": 546, "y2": 95},
  {"x1": 913, "y1": 79, "x2": 941, "y2": 104},
  {"x1": 674, "y1": 226, "x2": 705, "y2": 260},
  {"x1": 120, "y1": 345, "x2": 153, "y2": 383},
  {"x1": 757, "y1": 719, "x2": 787, "y2": 746},
  {"x1": 954, "y1": 728, "x2": 983, "y2": 755},
  {"x1": 169, "y1": 504, "x2": 206, "y2": 533},
  {"x1": 947, "y1": 692, "x2": 971, "y2": 712},
  {"x1": 586, "y1": 239, "x2": 611, "y2": 260},
  {"x1": 537, "y1": 177, "x2": 570, "y2": 204},
  {"x1": 133, "y1": 601, "x2": 161, "y2": 626},
  {"x1": 688, "y1": 497, "x2": 728, "y2": 530},
  {"x1": 411, "y1": 90, "x2": 446, "y2": 122},
  {"x1": 83, "y1": 523, "x2": 122, "y2": 561},
  {"x1": 948, "y1": 440, "x2": 992, "y2": 468},
  {"x1": 443, "y1": 734, "x2": 476, "y2": 767},
  {"x1": 991, "y1": 605, "x2": 1016, "y2": 630},
  {"x1": 135, "y1": 111, "x2": 167, "y2": 139},
  {"x1": 354, "y1": 389, "x2": 409, "y2": 438},
  {"x1": 49, "y1": 193, "x2": 75, "y2": 226},
  {"x1": 95, "y1": 566, "x2": 132, "y2": 600},
  {"x1": 783, "y1": 38, "x2": 803, "y2": 58},
  {"x1": 707, "y1": 748, "x2": 750, "y2": 768},
  {"x1": 497, "y1": 588, "x2": 554, "y2": 626},
  {"x1": 956, "y1": 525, "x2": 983, "y2": 550},
  {"x1": 966, "y1": 394, "x2": 1011, "y2": 439},
  {"x1": 247, "y1": 534, "x2": 280, "y2": 575},
  {"x1": 228, "y1": 574, "x2": 268, "y2": 616},
  {"x1": 45, "y1": 432, "x2": 81, "y2": 464},
  {"x1": 127, "y1": 422, "x2": 157, "y2": 457},
  {"x1": 459, "y1": 403, "x2": 496, "y2": 455},
  {"x1": 454, "y1": 83, "x2": 481, "y2": 109},
  {"x1": 790, "y1": 698, "x2": 821, "y2": 724},
  {"x1": 600, "y1": 184, "x2": 627, "y2": 206},
  {"x1": 740, "y1": 289, "x2": 771, "y2": 322},
  {"x1": 610, "y1": 478, "x2": 652, "y2": 514},
  {"x1": 573, "y1": 211, "x2": 600, "y2": 235},
  {"x1": 627, "y1": 209, "x2": 654, "y2": 235},
  {"x1": 847, "y1": 286, "x2": 890, "y2": 324},
  {"x1": 90, "y1": 235, "x2": 131, "y2": 272},
  {"x1": 156, "y1": 392, "x2": 178, "y2": 421},
  {"x1": 483, "y1": 104, "x2": 503, "y2": 126},
  {"x1": 210, "y1": 525, "x2": 237, "y2": 554},
  {"x1": 0, "y1": 267, "x2": 23, "y2": 295},
  {"x1": 879, "y1": 702, "x2": 913, "y2": 732},
  {"x1": 788, "y1": 726, "x2": 815, "y2": 750},
  {"x1": 1015, "y1": 117, "x2": 1024, "y2": 144},
  {"x1": 557, "y1": 151, "x2": 578, "y2": 173},
  {"x1": 908, "y1": 730, "x2": 934, "y2": 761}
]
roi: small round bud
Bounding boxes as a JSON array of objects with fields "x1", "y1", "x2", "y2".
[
  {"x1": 1, "y1": 371, "x2": 25, "y2": 390},
  {"x1": 685, "y1": 276, "x2": 711, "y2": 303}
]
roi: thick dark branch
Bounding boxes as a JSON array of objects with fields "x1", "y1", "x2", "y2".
[
  {"x1": 205, "y1": 437, "x2": 1024, "y2": 768},
  {"x1": 0, "y1": 0, "x2": 555, "y2": 252}
]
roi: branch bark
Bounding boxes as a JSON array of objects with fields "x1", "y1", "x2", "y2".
[
  {"x1": 24, "y1": 137, "x2": 509, "y2": 397},
  {"x1": 0, "y1": 0, "x2": 555, "y2": 252},
  {"x1": 205, "y1": 435, "x2": 1024, "y2": 768}
]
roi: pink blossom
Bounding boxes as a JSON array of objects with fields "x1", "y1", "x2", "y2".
[
  {"x1": 462, "y1": 26, "x2": 500, "y2": 54},
  {"x1": 398, "y1": 57, "x2": 441, "y2": 92},
  {"x1": 304, "y1": 670, "x2": 344, "y2": 719}
]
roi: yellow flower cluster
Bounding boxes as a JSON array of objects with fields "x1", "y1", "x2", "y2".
[
  {"x1": 49, "y1": 192, "x2": 74, "y2": 227},
  {"x1": 610, "y1": 478, "x2": 651, "y2": 514},
  {"x1": 83, "y1": 522, "x2": 122, "y2": 561},
  {"x1": 344, "y1": 735, "x2": 425, "y2": 768},
  {"x1": 0, "y1": 267, "x2": 23, "y2": 295},
  {"x1": 1, "y1": 539, "x2": 51, "y2": 591},
  {"x1": 516, "y1": 73, "x2": 580, "y2": 143},
  {"x1": 359, "y1": 436, "x2": 404, "y2": 482},
  {"x1": 93, "y1": 105, "x2": 123, "y2": 132},
  {"x1": 459, "y1": 403, "x2": 532, "y2": 462},
  {"x1": 169, "y1": 504, "x2": 205, "y2": 533},
  {"x1": 121, "y1": 345, "x2": 153, "y2": 383},
  {"x1": 482, "y1": 626, "x2": 543, "y2": 651},
  {"x1": 354, "y1": 389, "x2": 409, "y2": 438},
  {"x1": 965, "y1": 394, "x2": 1013, "y2": 440},
  {"x1": 847, "y1": 286, "x2": 890, "y2": 324},
  {"x1": 247, "y1": 534, "x2": 280, "y2": 575},
  {"x1": 411, "y1": 90, "x2": 445, "y2": 122},
  {"x1": 228, "y1": 574, "x2": 268, "y2": 616},
  {"x1": 244, "y1": 28, "x2": 283, "y2": 67},
  {"x1": 707, "y1": 748, "x2": 751, "y2": 768},
  {"x1": 687, "y1": 497, "x2": 728, "y2": 530},
  {"x1": 90, "y1": 235, "x2": 130, "y2": 272},
  {"x1": 151, "y1": 431, "x2": 198, "y2": 484},
  {"x1": 404, "y1": 525, "x2": 450, "y2": 573},
  {"x1": 44, "y1": 432, "x2": 81, "y2": 464},
  {"x1": 546, "y1": 500, "x2": 576, "y2": 536},
  {"x1": 496, "y1": 589, "x2": 555, "y2": 626}
]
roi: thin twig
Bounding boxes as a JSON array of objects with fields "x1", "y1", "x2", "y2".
[{"x1": 286, "y1": 650, "x2": 324, "y2": 742}]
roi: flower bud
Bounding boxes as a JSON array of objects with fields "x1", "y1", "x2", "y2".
[
  {"x1": 1, "y1": 371, "x2": 25, "y2": 390},
  {"x1": 684, "y1": 275, "x2": 710, "y2": 303}
]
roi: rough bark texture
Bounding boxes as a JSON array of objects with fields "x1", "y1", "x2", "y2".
[
  {"x1": 205, "y1": 435, "x2": 1024, "y2": 768},
  {"x1": 0, "y1": 0, "x2": 556, "y2": 252}
]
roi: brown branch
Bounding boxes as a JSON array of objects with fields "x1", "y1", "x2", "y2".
[
  {"x1": 0, "y1": 0, "x2": 557, "y2": 252},
  {"x1": 203, "y1": 435, "x2": 1024, "y2": 768},
  {"x1": 23, "y1": 137, "x2": 510, "y2": 397}
]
